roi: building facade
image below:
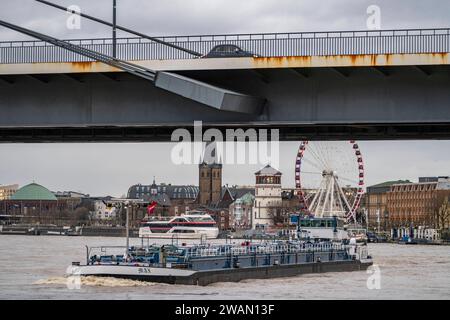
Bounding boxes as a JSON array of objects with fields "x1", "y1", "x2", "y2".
[
  {"x1": 364, "y1": 180, "x2": 412, "y2": 231},
  {"x1": 387, "y1": 177, "x2": 450, "y2": 228},
  {"x1": 128, "y1": 180, "x2": 198, "y2": 216},
  {"x1": 0, "y1": 184, "x2": 19, "y2": 200},
  {"x1": 229, "y1": 192, "x2": 255, "y2": 230},
  {"x1": 92, "y1": 199, "x2": 118, "y2": 221},
  {"x1": 2, "y1": 183, "x2": 71, "y2": 224},
  {"x1": 252, "y1": 165, "x2": 283, "y2": 229}
]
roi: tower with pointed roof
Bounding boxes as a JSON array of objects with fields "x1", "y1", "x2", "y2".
[
  {"x1": 198, "y1": 142, "x2": 222, "y2": 206},
  {"x1": 252, "y1": 164, "x2": 283, "y2": 229}
]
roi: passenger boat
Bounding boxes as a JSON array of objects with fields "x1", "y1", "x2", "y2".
[
  {"x1": 294, "y1": 216, "x2": 368, "y2": 243},
  {"x1": 138, "y1": 213, "x2": 219, "y2": 239}
]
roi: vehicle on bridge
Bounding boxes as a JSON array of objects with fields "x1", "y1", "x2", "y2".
[{"x1": 204, "y1": 44, "x2": 257, "y2": 58}]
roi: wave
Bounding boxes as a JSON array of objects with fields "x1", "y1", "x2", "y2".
[{"x1": 34, "y1": 276, "x2": 160, "y2": 288}]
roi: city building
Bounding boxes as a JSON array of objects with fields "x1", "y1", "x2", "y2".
[
  {"x1": 419, "y1": 177, "x2": 440, "y2": 183},
  {"x1": 3, "y1": 183, "x2": 59, "y2": 223},
  {"x1": 229, "y1": 192, "x2": 255, "y2": 230},
  {"x1": 203, "y1": 207, "x2": 230, "y2": 231},
  {"x1": 252, "y1": 165, "x2": 283, "y2": 230},
  {"x1": 128, "y1": 180, "x2": 198, "y2": 216},
  {"x1": 387, "y1": 177, "x2": 450, "y2": 228},
  {"x1": 197, "y1": 186, "x2": 254, "y2": 231},
  {"x1": 281, "y1": 189, "x2": 304, "y2": 211},
  {"x1": 1, "y1": 183, "x2": 97, "y2": 225},
  {"x1": 53, "y1": 191, "x2": 89, "y2": 198},
  {"x1": 364, "y1": 180, "x2": 412, "y2": 231},
  {"x1": 215, "y1": 186, "x2": 255, "y2": 230},
  {"x1": 52, "y1": 190, "x2": 89, "y2": 213},
  {"x1": 0, "y1": 184, "x2": 19, "y2": 200},
  {"x1": 91, "y1": 197, "x2": 116, "y2": 221}
]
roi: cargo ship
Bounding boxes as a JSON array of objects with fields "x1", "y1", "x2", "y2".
[{"x1": 66, "y1": 239, "x2": 372, "y2": 286}]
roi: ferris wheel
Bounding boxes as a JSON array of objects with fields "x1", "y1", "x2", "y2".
[{"x1": 295, "y1": 141, "x2": 364, "y2": 222}]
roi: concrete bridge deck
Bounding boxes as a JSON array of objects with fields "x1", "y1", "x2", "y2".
[
  {"x1": 1, "y1": 52, "x2": 449, "y2": 75},
  {"x1": 0, "y1": 28, "x2": 449, "y2": 142}
]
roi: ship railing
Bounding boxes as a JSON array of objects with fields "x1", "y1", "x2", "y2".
[
  {"x1": 184, "y1": 242, "x2": 347, "y2": 259},
  {"x1": 355, "y1": 245, "x2": 369, "y2": 259}
]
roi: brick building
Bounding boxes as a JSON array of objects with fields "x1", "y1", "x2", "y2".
[
  {"x1": 364, "y1": 180, "x2": 411, "y2": 231},
  {"x1": 387, "y1": 177, "x2": 450, "y2": 228}
]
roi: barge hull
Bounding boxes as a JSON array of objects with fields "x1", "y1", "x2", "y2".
[{"x1": 75, "y1": 260, "x2": 372, "y2": 286}]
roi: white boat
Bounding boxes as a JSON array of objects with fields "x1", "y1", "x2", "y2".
[
  {"x1": 139, "y1": 213, "x2": 219, "y2": 239},
  {"x1": 294, "y1": 216, "x2": 367, "y2": 242}
]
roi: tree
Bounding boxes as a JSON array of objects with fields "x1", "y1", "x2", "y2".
[
  {"x1": 73, "y1": 207, "x2": 90, "y2": 226},
  {"x1": 436, "y1": 197, "x2": 450, "y2": 230}
]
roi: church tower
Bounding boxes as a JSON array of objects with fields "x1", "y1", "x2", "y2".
[{"x1": 198, "y1": 142, "x2": 222, "y2": 206}]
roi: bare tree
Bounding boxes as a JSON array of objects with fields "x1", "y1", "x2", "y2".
[
  {"x1": 72, "y1": 207, "x2": 90, "y2": 226},
  {"x1": 436, "y1": 197, "x2": 450, "y2": 230},
  {"x1": 268, "y1": 206, "x2": 296, "y2": 227}
]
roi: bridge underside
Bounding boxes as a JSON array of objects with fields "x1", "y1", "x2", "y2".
[{"x1": 0, "y1": 64, "x2": 449, "y2": 142}]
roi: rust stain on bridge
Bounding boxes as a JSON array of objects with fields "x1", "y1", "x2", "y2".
[
  {"x1": 69, "y1": 61, "x2": 121, "y2": 73},
  {"x1": 70, "y1": 61, "x2": 94, "y2": 71},
  {"x1": 252, "y1": 53, "x2": 449, "y2": 68},
  {"x1": 1, "y1": 52, "x2": 449, "y2": 76}
]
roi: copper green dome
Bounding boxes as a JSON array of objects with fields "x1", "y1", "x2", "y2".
[{"x1": 10, "y1": 183, "x2": 57, "y2": 201}]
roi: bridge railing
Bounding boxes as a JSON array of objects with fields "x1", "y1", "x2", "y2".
[{"x1": 0, "y1": 28, "x2": 449, "y2": 64}]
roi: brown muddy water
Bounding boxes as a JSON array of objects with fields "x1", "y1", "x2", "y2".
[{"x1": 0, "y1": 235, "x2": 449, "y2": 300}]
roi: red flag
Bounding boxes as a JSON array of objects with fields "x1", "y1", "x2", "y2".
[{"x1": 147, "y1": 201, "x2": 157, "y2": 215}]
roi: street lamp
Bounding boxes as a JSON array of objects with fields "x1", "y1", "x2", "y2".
[
  {"x1": 125, "y1": 201, "x2": 130, "y2": 258},
  {"x1": 112, "y1": 0, "x2": 117, "y2": 58}
]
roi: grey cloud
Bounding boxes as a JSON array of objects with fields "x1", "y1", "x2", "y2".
[{"x1": 1, "y1": 0, "x2": 449, "y2": 41}]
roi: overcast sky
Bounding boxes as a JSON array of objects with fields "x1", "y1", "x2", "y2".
[{"x1": 0, "y1": 0, "x2": 449, "y2": 196}]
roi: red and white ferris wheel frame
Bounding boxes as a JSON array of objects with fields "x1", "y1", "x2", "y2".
[{"x1": 295, "y1": 140, "x2": 365, "y2": 221}]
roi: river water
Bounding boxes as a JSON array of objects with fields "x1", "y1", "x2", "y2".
[{"x1": 0, "y1": 235, "x2": 449, "y2": 300}]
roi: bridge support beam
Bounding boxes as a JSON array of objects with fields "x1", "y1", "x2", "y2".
[{"x1": 0, "y1": 65, "x2": 449, "y2": 141}]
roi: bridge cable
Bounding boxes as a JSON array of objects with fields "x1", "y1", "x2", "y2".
[
  {"x1": 0, "y1": 19, "x2": 157, "y2": 82},
  {"x1": 35, "y1": 0, "x2": 203, "y2": 58}
]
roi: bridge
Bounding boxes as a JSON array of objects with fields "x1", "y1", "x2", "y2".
[{"x1": 0, "y1": 27, "x2": 449, "y2": 142}]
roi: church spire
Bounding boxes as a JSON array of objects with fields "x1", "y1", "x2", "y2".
[{"x1": 202, "y1": 141, "x2": 221, "y2": 165}]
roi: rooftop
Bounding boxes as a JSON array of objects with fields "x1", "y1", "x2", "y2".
[
  {"x1": 129, "y1": 183, "x2": 199, "y2": 200},
  {"x1": 255, "y1": 165, "x2": 282, "y2": 176},
  {"x1": 368, "y1": 180, "x2": 412, "y2": 188},
  {"x1": 10, "y1": 183, "x2": 57, "y2": 201}
]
